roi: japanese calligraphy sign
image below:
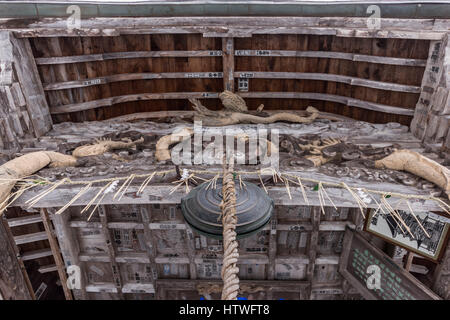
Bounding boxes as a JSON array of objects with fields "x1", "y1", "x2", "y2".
[{"x1": 339, "y1": 227, "x2": 441, "y2": 300}]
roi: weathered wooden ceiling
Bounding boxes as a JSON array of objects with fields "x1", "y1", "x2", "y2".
[{"x1": 30, "y1": 34, "x2": 428, "y2": 125}]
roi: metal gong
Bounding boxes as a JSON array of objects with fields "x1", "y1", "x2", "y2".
[{"x1": 181, "y1": 179, "x2": 274, "y2": 239}]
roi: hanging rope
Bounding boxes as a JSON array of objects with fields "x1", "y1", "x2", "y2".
[{"x1": 220, "y1": 158, "x2": 240, "y2": 300}]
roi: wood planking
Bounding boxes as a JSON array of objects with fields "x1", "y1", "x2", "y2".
[
  {"x1": 235, "y1": 34, "x2": 427, "y2": 124},
  {"x1": 9, "y1": 36, "x2": 52, "y2": 136},
  {"x1": 5, "y1": 16, "x2": 450, "y2": 39},
  {"x1": 43, "y1": 72, "x2": 225, "y2": 90},
  {"x1": 234, "y1": 72, "x2": 420, "y2": 93},
  {"x1": 31, "y1": 34, "x2": 223, "y2": 121},
  {"x1": 0, "y1": 215, "x2": 35, "y2": 299},
  {"x1": 35, "y1": 51, "x2": 223, "y2": 65},
  {"x1": 411, "y1": 35, "x2": 450, "y2": 145},
  {"x1": 31, "y1": 34, "x2": 428, "y2": 124},
  {"x1": 222, "y1": 38, "x2": 234, "y2": 91},
  {"x1": 51, "y1": 207, "x2": 88, "y2": 300},
  {"x1": 1, "y1": 32, "x2": 53, "y2": 137},
  {"x1": 235, "y1": 50, "x2": 426, "y2": 66},
  {"x1": 139, "y1": 206, "x2": 160, "y2": 286},
  {"x1": 98, "y1": 205, "x2": 125, "y2": 298},
  {"x1": 40, "y1": 209, "x2": 73, "y2": 300},
  {"x1": 36, "y1": 49, "x2": 425, "y2": 67}
]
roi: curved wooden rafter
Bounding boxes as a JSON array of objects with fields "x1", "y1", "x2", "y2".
[
  {"x1": 234, "y1": 50, "x2": 427, "y2": 67},
  {"x1": 49, "y1": 91, "x2": 414, "y2": 116},
  {"x1": 239, "y1": 92, "x2": 415, "y2": 116},
  {"x1": 234, "y1": 72, "x2": 420, "y2": 93},
  {"x1": 35, "y1": 49, "x2": 425, "y2": 67},
  {"x1": 43, "y1": 72, "x2": 224, "y2": 90},
  {"x1": 35, "y1": 50, "x2": 223, "y2": 65},
  {"x1": 43, "y1": 71, "x2": 420, "y2": 93}
]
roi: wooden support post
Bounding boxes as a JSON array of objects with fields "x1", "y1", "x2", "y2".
[
  {"x1": 40, "y1": 209, "x2": 73, "y2": 300},
  {"x1": 307, "y1": 207, "x2": 320, "y2": 300},
  {"x1": 7, "y1": 32, "x2": 52, "y2": 137},
  {"x1": 404, "y1": 251, "x2": 414, "y2": 272},
  {"x1": 222, "y1": 37, "x2": 234, "y2": 92},
  {"x1": 411, "y1": 36, "x2": 449, "y2": 143},
  {"x1": 139, "y1": 206, "x2": 159, "y2": 286},
  {"x1": 98, "y1": 205, "x2": 125, "y2": 299},
  {"x1": 0, "y1": 214, "x2": 35, "y2": 300},
  {"x1": 267, "y1": 213, "x2": 277, "y2": 280},
  {"x1": 185, "y1": 226, "x2": 198, "y2": 280},
  {"x1": 50, "y1": 208, "x2": 88, "y2": 300},
  {"x1": 432, "y1": 242, "x2": 450, "y2": 299}
]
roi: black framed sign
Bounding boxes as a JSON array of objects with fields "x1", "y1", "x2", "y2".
[
  {"x1": 339, "y1": 227, "x2": 441, "y2": 300},
  {"x1": 364, "y1": 209, "x2": 450, "y2": 261}
]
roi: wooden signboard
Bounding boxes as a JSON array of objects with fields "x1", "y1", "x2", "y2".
[
  {"x1": 339, "y1": 227, "x2": 442, "y2": 300},
  {"x1": 364, "y1": 209, "x2": 450, "y2": 261}
]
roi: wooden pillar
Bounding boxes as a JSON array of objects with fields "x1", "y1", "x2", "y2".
[
  {"x1": 0, "y1": 31, "x2": 52, "y2": 151},
  {"x1": 411, "y1": 35, "x2": 450, "y2": 146},
  {"x1": 140, "y1": 206, "x2": 160, "y2": 286},
  {"x1": 0, "y1": 215, "x2": 35, "y2": 300},
  {"x1": 432, "y1": 242, "x2": 450, "y2": 299},
  {"x1": 40, "y1": 209, "x2": 73, "y2": 300},
  {"x1": 267, "y1": 212, "x2": 278, "y2": 280},
  {"x1": 307, "y1": 207, "x2": 320, "y2": 299},
  {"x1": 51, "y1": 208, "x2": 88, "y2": 300},
  {"x1": 222, "y1": 37, "x2": 234, "y2": 92},
  {"x1": 98, "y1": 205, "x2": 125, "y2": 299}
]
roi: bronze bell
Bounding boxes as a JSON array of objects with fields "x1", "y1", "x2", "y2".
[{"x1": 181, "y1": 178, "x2": 274, "y2": 239}]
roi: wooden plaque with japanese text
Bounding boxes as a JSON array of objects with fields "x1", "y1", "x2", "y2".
[{"x1": 339, "y1": 227, "x2": 441, "y2": 300}]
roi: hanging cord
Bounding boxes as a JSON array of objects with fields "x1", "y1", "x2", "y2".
[{"x1": 220, "y1": 157, "x2": 240, "y2": 300}]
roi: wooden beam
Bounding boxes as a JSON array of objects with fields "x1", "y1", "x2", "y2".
[
  {"x1": 49, "y1": 92, "x2": 219, "y2": 114},
  {"x1": 185, "y1": 226, "x2": 198, "y2": 280},
  {"x1": 50, "y1": 208, "x2": 88, "y2": 300},
  {"x1": 411, "y1": 40, "x2": 447, "y2": 140},
  {"x1": 43, "y1": 70, "x2": 420, "y2": 93},
  {"x1": 156, "y1": 278, "x2": 309, "y2": 293},
  {"x1": 43, "y1": 72, "x2": 224, "y2": 91},
  {"x1": 235, "y1": 50, "x2": 426, "y2": 67},
  {"x1": 222, "y1": 37, "x2": 234, "y2": 91},
  {"x1": 35, "y1": 49, "x2": 426, "y2": 67},
  {"x1": 7, "y1": 32, "x2": 52, "y2": 136},
  {"x1": 139, "y1": 206, "x2": 159, "y2": 286},
  {"x1": 21, "y1": 248, "x2": 53, "y2": 261},
  {"x1": 7, "y1": 214, "x2": 42, "y2": 227},
  {"x1": 267, "y1": 215, "x2": 277, "y2": 280},
  {"x1": 98, "y1": 205, "x2": 125, "y2": 299},
  {"x1": 3, "y1": 17, "x2": 449, "y2": 39},
  {"x1": 404, "y1": 251, "x2": 414, "y2": 272},
  {"x1": 8, "y1": 25, "x2": 443, "y2": 39},
  {"x1": 235, "y1": 72, "x2": 420, "y2": 93},
  {"x1": 13, "y1": 231, "x2": 47, "y2": 245},
  {"x1": 307, "y1": 207, "x2": 320, "y2": 299},
  {"x1": 40, "y1": 209, "x2": 73, "y2": 300},
  {"x1": 35, "y1": 50, "x2": 223, "y2": 65},
  {"x1": 78, "y1": 251, "x2": 341, "y2": 266},
  {"x1": 0, "y1": 215, "x2": 35, "y2": 300},
  {"x1": 12, "y1": 181, "x2": 443, "y2": 212},
  {"x1": 49, "y1": 91, "x2": 413, "y2": 116},
  {"x1": 240, "y1": 92, "x2": 415, "y2": 116}
]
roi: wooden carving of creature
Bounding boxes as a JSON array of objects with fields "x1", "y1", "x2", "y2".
[
  {"x1": 189, "y1": 91, "x2": 319, "y2": 126},
  {"x1": 375, "y1": 149, "x2": 450, "y2": 200},
  {"x1": 72, "y1": 137, "x2": 144, "y2": 158},
  {"x1": 297, "y1": 138, "x2": 343, "y2": 167}
]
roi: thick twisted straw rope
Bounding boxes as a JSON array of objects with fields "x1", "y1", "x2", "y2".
[{"x1": 220, "y1": 160, "x2": 240, "y2": 300}]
